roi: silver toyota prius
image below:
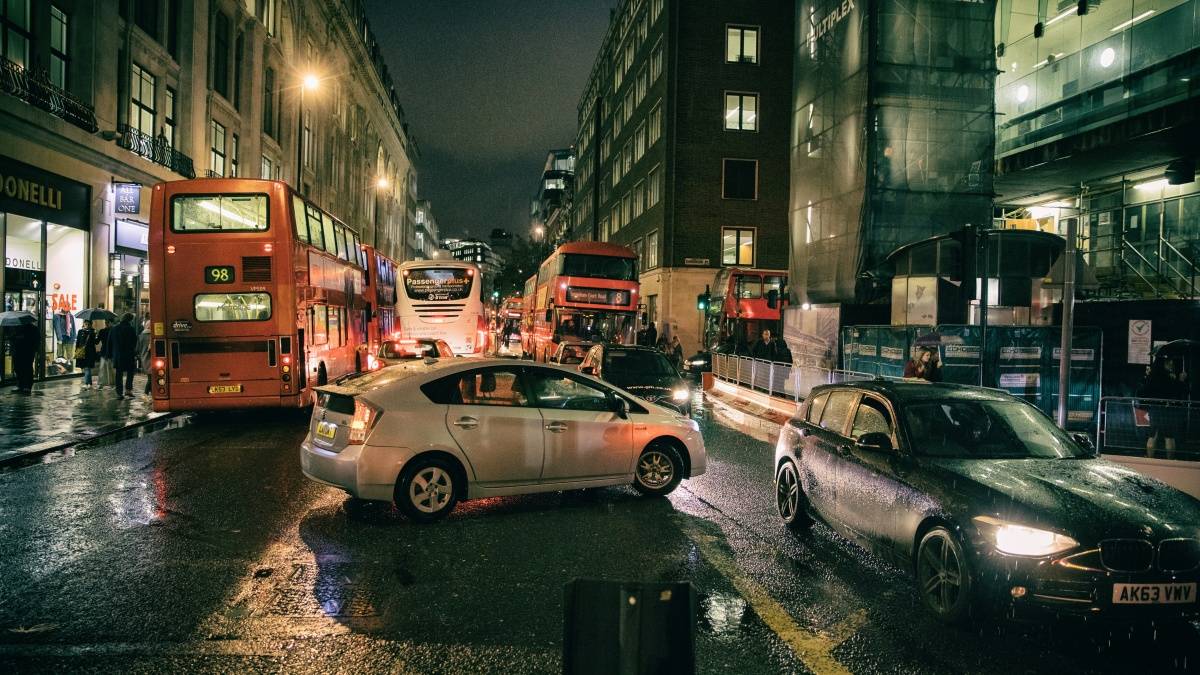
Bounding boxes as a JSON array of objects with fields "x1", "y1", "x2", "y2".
[{"x1": 300, "y1": 358, "x2": 707, "y2": 521}]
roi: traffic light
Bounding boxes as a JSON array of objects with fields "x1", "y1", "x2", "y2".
[{"x1": 696, "y1": 286, "x2": 711, "y2": 311}]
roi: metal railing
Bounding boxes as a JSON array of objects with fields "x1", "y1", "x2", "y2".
[
  {"x1": 0, "y1": 57, "x2": 97, "y2": 133},
  {"x1": 117, "y1": 124, "x2": 196, "y2": 178},
  {"x1": 1098, "y1": 396, "x2": 1200, "y2": 461},
  {"x1": 711, "y1": 353, "x2": 881, "y2": 401}
]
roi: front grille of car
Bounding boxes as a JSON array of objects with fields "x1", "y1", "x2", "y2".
[
  {"x1": 1100, "y1": 539, "x2": 1155, "y2": 572},
  {"x1": 1159, "y1": 539, "x2": 1200, "y2": 572}
]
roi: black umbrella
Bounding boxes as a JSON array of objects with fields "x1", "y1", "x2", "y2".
[
  {"x1": 1152, "y1": 339, "x2": 1200, "y2": 358},
  {"x1": 0, "y1": 310, "x2": 36, "y2": 327},
  {"x1": 75, "y1": 308, "x2": 118, "y2": 321}
]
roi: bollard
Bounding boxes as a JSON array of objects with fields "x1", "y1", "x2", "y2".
[{"x1": 563, "y1": 578, "x2": 696, "y2": 675}]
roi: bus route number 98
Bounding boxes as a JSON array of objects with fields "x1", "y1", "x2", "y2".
[{"x1": 205, "y1": 266, "x2": 236, "y2": 284}]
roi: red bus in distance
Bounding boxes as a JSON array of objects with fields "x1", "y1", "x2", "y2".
[
  {"x1": 361, "y1": 245, "x2": 399, "y2": 370},
  {"x1": 707, "y1": 267, "x2": 787, "y2": 350},
  {"x1": 148, "y1": 178, "x2": 370, "y2": 410},
  {"x1": 526, "y1": 241, "x2": 640, "y2": 362}
]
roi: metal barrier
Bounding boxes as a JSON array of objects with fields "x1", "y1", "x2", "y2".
[
  {"x1": 1098, "y1": 397, "x2": 1200, "y2": 461},
  {"x1": 711, "y1": 353, "x2": 882, "y2": 401}
]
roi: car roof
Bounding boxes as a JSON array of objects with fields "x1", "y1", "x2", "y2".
[
  {"x1": 809, "y1": 380, "x2": 1013, "y2": 403},
  {"x1": 601, "y1": 345, "x2": 660, "y2": 354}
]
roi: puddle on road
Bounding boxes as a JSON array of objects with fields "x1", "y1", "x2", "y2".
[
  {"x1": 0, "y1": 414, "x2": 193, "y2": 473},
  {"x1": 697, "y1": 590, "x2": 751, "y2": 639}
]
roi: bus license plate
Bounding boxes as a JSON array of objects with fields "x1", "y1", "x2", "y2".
[
  {"x1": 1112, "y1": 583, "x2": 1196, "y2": 604},
  {"x1": 208, "y1": 384, "x2": 243, "y2": 394},
  {"x1": 316, "y1": 421, "x2": 337, "y2": 439}
]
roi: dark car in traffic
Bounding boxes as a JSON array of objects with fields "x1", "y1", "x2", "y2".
[
  {"x1": 580, "y1": 344, "x2": 691, "y2": 415},
  {"x1": 774, "y1": 380, "x2": 1200, "y2": 623}
]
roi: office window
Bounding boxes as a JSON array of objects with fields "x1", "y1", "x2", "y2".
[
  {"x1": 133, "y1": 0, "x2": 159, "y2": 40},
  {"x1": 724, "y1": 92, "x2": 758, "y2": 131},
  {"x1": 722, "y1": 159, "x2": 758, "y2": 200},
  {"x1": 646, "y1": 230, "x2": 659, "y2": 269},
  {"x1": 212, "y1": 12, "x2": 230, "y2": 99},
  {"x1": 163, "y1": 87, "x2": 176, "y2": 147},
  {"x1": 624, "y1": 41, "x2": 634, "y2": 75},
  {"x1": 600, "y1": 176, "x2": 610, "y2": 205},
  {"x1": 648, "y1": 102, "x2": 662, "y2": 145},
  {"x1": 613, "y1": 52, "x2": 623, "y2": 90},
  {"x1": 210, "y1": 121, "x2": 226, "y2": 176},
  {"x1": 2, "y1": 0, "x2": 31, "y2": 68},
  {"x1": 600, "y1": 132, "x2": 611, "y2": 162},
  {"x1": 262, "y1": 68, "x2": 276, "y2": 137},
  {"x1": 130, "y1": 63, "x2": 156, "y2": 136},
  {"x1": 233, "y1": 32, "x2": 244, "y2": 108},
  {"x1": 632, "y1": 181, "x2": 644, "y2": 219},
  {"x1": 650, "y1": 41, "x2": 664, "y2": 81},
  {"x1": 647, "y1": 165, "x2": 661, "y2": 207},
  {"x1": 256, "y1": 0, "x2": 277, "y2": 35},
  {"x1": 261, "y1": 155, "x2": 273, "y2": 179},
  {"x1": 625, "y1": 88, "x2": 635, "y2": 123},
  {"x1": 722, "y1": 228, "x2": 755, "y2": 266},
  {"x1": 50, "y1": 6, "x2": 68, "y2": 89},
  {"x1": 634, "y1": 123, "x2": 646, "y2": 162},
  {"x1": 652, "y1": 0, "x2": 664, "y2": 21},
  {"x1": 623, "y1": 142, "x2": 633, "y2": 174},
  {"x1": 633, "y1": 238, "x2": 644, "y2": 270},
  {"x1": 611, "y1": 205, "x2": 622, "y2": 233},
  {"x1": 726, "y1": 26, "x2": 759, "y2": 64},
  {"x1": 636, "y1": 65, "x2": 648, "y2": 104},
  {"x1": 637, "y1": 9, "x2": 648, "y2": 44},
  {"x1": 614, "y1": 110, "x2": 622, "y2": 138},
  {"x1": 623, "y1": 192, "x2": 633, "y2": 225},
  {"x1": 230, "y1": 134, "x2": 239, "y2": 177},
  {"x1": 600, "y1": 216, "x2": 611, "y2": 242}
]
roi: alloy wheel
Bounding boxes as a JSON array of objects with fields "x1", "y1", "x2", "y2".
[
  {"x1": 637, "y1": 450, "x2": 674, "y2": 489},
  {"x1": 776, "y1": 463, "x2": 800, "y2": 521},
  {"x1": 409, "y1": 466, "x2": 453, "y2": 514},
  {"x1": 918, "y1": 530, "x2": 963, "y2": 614}
]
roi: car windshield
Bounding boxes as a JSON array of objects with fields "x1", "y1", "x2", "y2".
[
  {"x1": 381, "y1": 340, "x2": 436, "y2": 360},
  {"x1": 903, "y1": 399, "x2": 1089, "y2": 459},
  {"x1": 604, "y1": 350, "x2": 677, "y2": 377}
]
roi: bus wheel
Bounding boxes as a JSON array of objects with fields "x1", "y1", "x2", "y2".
[
  {"x1": 317, "y1": 363, "x2": 328, "y2": 386},
  {"x1": 355, "y1": 353, "x2": 362, "y2": 373}
]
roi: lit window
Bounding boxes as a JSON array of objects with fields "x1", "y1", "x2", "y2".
[
  {"x1": 647, "y1": 165, "x2": 662, "y2": 207},
  {"x1": 726, "y1": 26, "x2": 758, "y2": 64},
  {"x1": 634, "y1": 123, "x2": 646, "y2": 162},
  {"x1": 2, "y1": 0, "x2": 32, "y2": 68},
  {"x1": 648, "y1": 102, "x2": 662, "y2": 145},
  {"x1": 722, "y1": 228, "x2": 755, "y2": 266},
  {"x1": 650, "y1": 41, "x2": 664, "y2": 81},
  {"x1": 130, "y1": 63, "x2": 156, "y2": 136},
  {"x1": 164, "y1": 87, "x2": 176, "y2": 147},
  {"x1": 646, "y1": 230, "x2": 659, "y2": 269},
  {"x1": 724, "y1": 92, "x2": 758, "y2": 131},
  {"x1": 50, "y1": 6, "x2": 68, "y2": 88},
  {"x1": 632, "y1": 181, "x2": 644, "y2": 220}
]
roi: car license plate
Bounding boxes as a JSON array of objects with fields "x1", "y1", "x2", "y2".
[
  {"x1": 1112, "y1": 583, "x2": 1197, "y2": 604},
  {"x1": 208, "y1": 384, "x2": 242, "y2": 394},
  {"x1": 316, "y1": 420, "x2": 337, "y2": 439}
]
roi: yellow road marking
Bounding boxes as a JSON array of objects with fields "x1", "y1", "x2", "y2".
[{"x1": 681, "y1": 524, "x2": 860, "y2": 675}]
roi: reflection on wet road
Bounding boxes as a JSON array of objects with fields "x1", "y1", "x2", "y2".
[{"x1": 0, "y1": 403, "x2": 1198, "y2": 672}]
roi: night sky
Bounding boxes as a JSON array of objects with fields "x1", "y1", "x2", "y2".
[{"x1": 363, "y1": 1, "x2": 614, "y2": 241}]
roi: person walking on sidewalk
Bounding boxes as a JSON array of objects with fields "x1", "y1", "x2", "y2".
[
  {"x1": 7, "y1": 321, "x2": 39, "y2": 395},
  {"x1": 137, "y1": 318, "x2": 152, "y2": 396},
  {"x1": 109, "y1": 313, "x2": 138, "y2": 400},
  {"x1": 74, "y1": 319, "x2": 99, "y2": 388},
  {"x1": 96, "y1": 321, "x2": 113, "y2": 389}
]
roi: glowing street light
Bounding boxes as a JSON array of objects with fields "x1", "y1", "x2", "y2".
[
  {"x1": 375, "y1": 177, "x2": 390, "y2": 190},
  {"x1": 302, "y1": 72, "x2": 321, "y2": 91}
]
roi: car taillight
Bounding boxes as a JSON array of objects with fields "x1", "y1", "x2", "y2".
[
  {"x1": 348, "y1": 399, "x2": 382, "y2": 444},
  {"x1": 367, "y1": 353, "x2": 380, "y2": 370}
]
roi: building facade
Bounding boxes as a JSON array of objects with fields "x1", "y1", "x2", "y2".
[
  {"x1": 414, "y1": 198, "x2": 439, "y2": 260},
  {"x1": 530, "y1": 148, "x2": 575, "y2": 245},
  {"x1": 992, "y1": 0, "x2": 1200, "y2": 300},
  {"x1": 441, "y1": 236, "x2": 504, "y2": 300},
  {"x1": 570, "y1": 0, "x2": 795, "y2": 353},
  {"x1": 0, "y1": 0, "x2": 419, "y2": 386}
]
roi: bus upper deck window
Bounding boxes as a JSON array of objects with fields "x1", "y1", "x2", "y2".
[{"x1": 171, "y1": 195, "x2": 269, "y2": 232}]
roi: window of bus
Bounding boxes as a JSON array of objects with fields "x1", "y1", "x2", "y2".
[
  {"x1": 172, "y1": 194, "x2": 269, "y2": 232},
  {"x1": 194, "y1": 292, "x2": 271, "y2": 321},
  {"x1": 310, "y1": 303, "x2": 328, "y2": 344},
  {"x1": 764, "y1": 275, "x2": 784, "y2": 299},
  {"x1": 736, "y1": 276, "x2": 762, "y2": 299},
  {"x1": 304, "y1": 202, "x2": 324, "y2": 249},
  {"x1": 556, "y1": 310, "x2": 636, "y2": 344},
  {"x1": 291, "y1": 196, "x2": 308, "y2": 244},
  {"x1": 327, "y1": 305, "x2": 343, "y2": 347},
  {"x1": 404, "y1": 268, "x2": 474, "y2": 301},
  {"x1": 559, "y1": 253, "x2": 637, "y2": 281}
]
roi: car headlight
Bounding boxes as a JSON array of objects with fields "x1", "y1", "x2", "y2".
[
  {"x1": 672, "y1": 387, "x2": 690, "y2": 402},
  {"x1": 973, "y1": 516, "x2": 1078, "y2": 557},
  {"x1": 689, "y1": 359, "x2": 706, "y2": 366}
]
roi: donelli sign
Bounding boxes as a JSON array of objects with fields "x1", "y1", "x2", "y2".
[{"x1": 0, "y1": 155, "x2": 90, "y2": 229}]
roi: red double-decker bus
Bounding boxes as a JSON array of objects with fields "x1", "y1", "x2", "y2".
[
  {"x1": 361, "y1": 244, "x2": 399, "y2": 370},
  {"x1": 148, "y1": 178, "x2": 370, "y2": 410},
  {"x1": 526, "y1": 242, "x2": 640, "y2": 362},
  {"x1": 706, "y1": 267, "x2": 787, "y2": 349}
]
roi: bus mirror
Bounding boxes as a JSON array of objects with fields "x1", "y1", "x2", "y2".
[
  {"x1": 545, "y1": 309, "x2": 553, "y2": 323},
  {"x1": 766, "y1": 289, "x2": 779, "y2": 309}
]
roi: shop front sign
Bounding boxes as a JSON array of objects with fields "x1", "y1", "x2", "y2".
[
  {"x1": 0, "y1": 155, "x2": 90, "y2": 229},
  {"x1": 114, "y1": 182, "x2": 142, "y2": 214}
]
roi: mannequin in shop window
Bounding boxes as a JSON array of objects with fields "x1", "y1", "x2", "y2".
[{"x1": 52, "y1": 309, "x2": 76, "y2": 374}]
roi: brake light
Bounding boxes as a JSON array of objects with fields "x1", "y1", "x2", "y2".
[
  {"x1": 348, "y1": 399, "x2": 382, "y2": 444},
  {"x1": 282, "y1": 355, "x2": 292, "y2": 365},
  {"x1": 367, "y1": 353, "x2": 380, "y2": 370},
  {"x1": 154, "y1": 359, "x2": 165, "y2": 369}
]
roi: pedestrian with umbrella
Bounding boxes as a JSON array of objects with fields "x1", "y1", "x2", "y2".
[
  {"x1": 74, "y1": 319, "x2": 100, "y2": 388},
  {"x1": 78, "y1": 307, "x2": 117, "y2": 389},
  {"x1": 1, "y1": 311, "x2": 39, "y2": 394}
]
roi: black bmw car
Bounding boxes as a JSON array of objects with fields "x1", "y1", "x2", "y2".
[
  {"x1": 774, "y1": 380, "x2": 1200, "y2": 623},
  {"x1": 579, "y1": 344, "x2": 692, "y2": 415}
]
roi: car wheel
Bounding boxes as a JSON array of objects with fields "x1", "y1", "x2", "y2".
[
  {"x1": 395, "y1": 457, "x2": 460, "y2": 523},
  {"x1": 916, "y1": 526, "x2": 975, "y2": 623},
  {"x1": 632, "y1": 442, "x2": 684, "y2": 497},
  {"x1": 775, "y1": 460, "x2": 811, "y2": 532}
]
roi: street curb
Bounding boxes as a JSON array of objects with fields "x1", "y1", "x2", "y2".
[{"x1": 0, "y1": 412, "x2": 184, "y2": 469}]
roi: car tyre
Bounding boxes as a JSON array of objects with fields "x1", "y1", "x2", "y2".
[
  {"x1": 916, "y1": 526, "x2": 976, "y2": 623},
  {"x1": 632, "y1": 442, "x2": 684, "y2": 497},
  {"x1": 395, "y1": 456, "x2": 460, "y2": 523},
  {"x1": 775, "y1": 460, "x2": 811, "y2": 532}
]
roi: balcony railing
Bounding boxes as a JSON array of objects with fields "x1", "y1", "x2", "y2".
[
  {"x1": 117, "y1": 124, "x2": 196, "y2": 179},
  {"x1": 0, "y1": 57, "x2": 97, "y2": 133}
]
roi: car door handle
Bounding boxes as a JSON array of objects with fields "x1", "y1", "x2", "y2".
[
  {"x1": 452, "y1": 416, "x2": 479, "y2": 430},
  {"x1": 545, "y1": 422, "x2": 568, "y2": 433},
  {"x1": 798, "y1": 428, "x2": 811, "y2": 437}
]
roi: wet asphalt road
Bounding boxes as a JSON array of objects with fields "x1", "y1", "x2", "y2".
[{"x1": 1, "y1": 399, "x2": 1199, "y2": 673}]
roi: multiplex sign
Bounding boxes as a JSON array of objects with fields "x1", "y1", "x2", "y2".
[{"x1": 809, "y1": 0, "x2": 855, "y2": 43}]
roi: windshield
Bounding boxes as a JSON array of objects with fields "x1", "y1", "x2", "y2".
[
  {"x1": 380, "y1": 340, "x2": 438, "y2": 360},
  {"x1": 404, "y1": 267, "x2": 474, "y2": 301},
  {"x1": 560, "y1": 253, "x2": 637, "y2": 281},
  {"x1": 555, "y1": 310, "x2": 636, "y2": 344},
  {"x1": 904, "y1": 399, "x2": 1089, "y2": 459},
  {"x1": 557, "y1": 344, "x2": 590, "y2": 364},
  {"x1": 604, "y1": 350, "x2": 678, "y2": 377}
]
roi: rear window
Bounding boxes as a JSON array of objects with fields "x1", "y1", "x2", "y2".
[
  {"x1": 382, "y1": 340, "x2": 436, "y2": 360},
  {"x1": 194, "y1": 292, "x2": 272, "y2": 322},
  {"x1": 404, "y1": 267, "x2": 474, "y2": 301},
  {"x1": 172, "y1": 194, "x2": 269, "y2": 232}
]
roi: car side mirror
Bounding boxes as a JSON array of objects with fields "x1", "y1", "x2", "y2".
[
  {"x1": 1070, "y1": 432, "x2": 1097, "y2": 455},
  {"x1": 580, "y1": 365, "x2": 596, "y2": 376},
  {"x1": 611, "y1": 396, "x2": 629, "y2": 419},
  {"x1": 856, "y1": 432, "x2": 893, "y2": 453}
]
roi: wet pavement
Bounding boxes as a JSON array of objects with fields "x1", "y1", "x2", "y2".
[
  {"x1": 0, "y1": 399, "x2": 1198, "y2": 673},
  {"x1": 0, "y1": 374, "x2": 167, "y2": 465}
]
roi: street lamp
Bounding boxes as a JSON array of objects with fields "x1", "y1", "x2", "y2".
[
  {"x1": 296, "y1": 71, "x2": 321, "y2": 191},
  {"x1": 141, "y1": 259, "x2": 150, "y2": 289},
  {"x1": 109, "y1": 253, "x2": 123, "y2": 285},
  {"x1": 375, "y1": 177, "x2": 389, "y2": 190}
]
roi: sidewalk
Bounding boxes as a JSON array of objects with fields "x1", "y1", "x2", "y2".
[{"x1": 0, "y1": 374, "x2": 171, "y2": 465}]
